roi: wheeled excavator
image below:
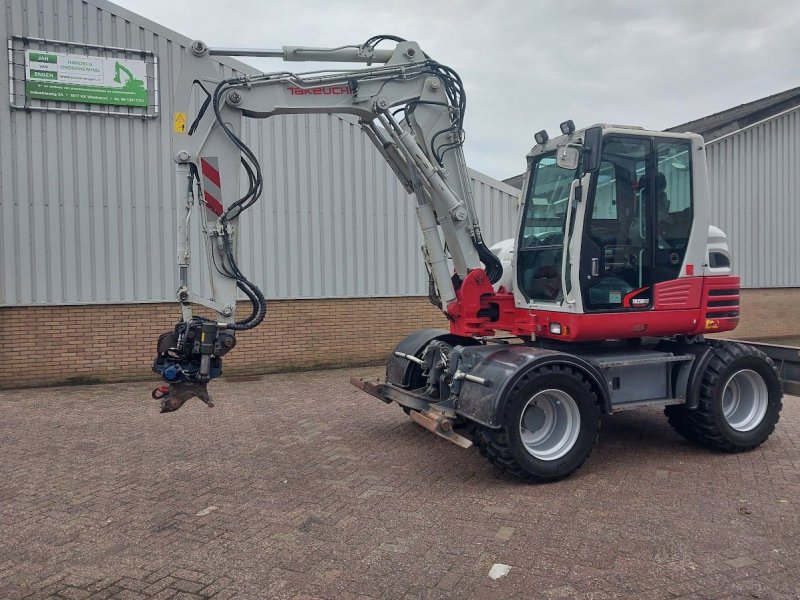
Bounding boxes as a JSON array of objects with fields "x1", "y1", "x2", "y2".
[{"x1": 152, "y1": 36, "x2": 783, "y2": 482}]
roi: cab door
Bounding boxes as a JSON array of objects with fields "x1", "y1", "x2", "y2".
[{"x1": 580, "y1": 136, "x2": 653, "y2": 311}]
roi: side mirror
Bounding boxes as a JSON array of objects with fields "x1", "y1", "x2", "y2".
[
  {"x1": 582, "y1": 126, "x2": 602, "y2": 172},
  {"x1": 556, "y1": 144, "x2": 580, "y2": 170}
]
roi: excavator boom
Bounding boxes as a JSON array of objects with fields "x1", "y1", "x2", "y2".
[{"x1": 152, "y1": 37, "x2": 500, "y2": 411}]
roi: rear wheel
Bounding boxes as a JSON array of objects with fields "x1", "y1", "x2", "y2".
[
  {"x1": 477, "y1": 365, "x2": 601, "y2": 482},
  {"x1": 665, "y1": 342, "x2": 782, "y2": 451}
]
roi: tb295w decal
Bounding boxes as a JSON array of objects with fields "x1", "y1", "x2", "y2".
[{"x1": 623, "y1": 287, "x2": 651, "y2": 308}]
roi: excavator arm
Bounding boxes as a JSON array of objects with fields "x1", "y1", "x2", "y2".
[{"x1": 151, "y1": 37, "x2": 501, "y2": 411}]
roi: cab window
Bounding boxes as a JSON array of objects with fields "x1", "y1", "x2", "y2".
[
  {"x1": 583, "y1": 137, "x2": 651, "y2": 310},
  {"x1": 517, "y1": 154, "x2": 577, "y2": 303},
  {"x1": 653, "y1": 139, "x2": 693, "y2": 281}
]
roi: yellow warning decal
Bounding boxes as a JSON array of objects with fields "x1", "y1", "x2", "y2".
[{"x1": 173, "y1": 112, "x2": 187, "y2": 133}]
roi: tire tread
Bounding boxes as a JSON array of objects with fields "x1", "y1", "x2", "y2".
[
  {"x1": 664, "y1": 341, "x2": 782, "y2": 452},
  {"x1": 476, "y1": 365, "x2": 601, "y2": 482}
]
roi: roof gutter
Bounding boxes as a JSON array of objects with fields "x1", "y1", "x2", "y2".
[{"x1": 705, "y1": 103, "x2": 800, "y2": 146}]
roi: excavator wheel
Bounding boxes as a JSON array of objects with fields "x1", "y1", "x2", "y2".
[
  {"x1": 664, "y1": 341, "x2": 782, "y2": 452},
  {"x1": 476, "y1": 365, "x2": 601, "y2": 482}
]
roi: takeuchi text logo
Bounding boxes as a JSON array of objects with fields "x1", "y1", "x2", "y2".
[{"x1": 287, "y1": 85, "x2": 352, "y2": 96}]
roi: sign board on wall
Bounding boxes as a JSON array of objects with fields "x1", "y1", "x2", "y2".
[{"x1": 24, "y1": 50, "x2": 148, "y2": 107}]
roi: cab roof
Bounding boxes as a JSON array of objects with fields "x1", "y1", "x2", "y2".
[{"x1": 527, "y1": 124, "x2": 701, "y2": 158}]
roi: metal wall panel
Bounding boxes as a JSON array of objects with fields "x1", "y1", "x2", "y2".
[
  {"x1": 234, "y1": 114, "x2": 521, "y2": 300},
  {"x1": 0, "y1": 0, "x2": 203, "y2": 306},
  {"x1": 706, "y1": 107, "x2": 800, "y2": 288},
  {"x1": 0, "y1": 0, "x2": 521, "y2": 306}
]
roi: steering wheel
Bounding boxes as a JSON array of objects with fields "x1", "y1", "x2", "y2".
[
  {"x1": 521, "y1": 234, "x2": 540, "y2": 249},
  {"x1": 522, "y1": 231, "x2": 564, "y2": 249}
]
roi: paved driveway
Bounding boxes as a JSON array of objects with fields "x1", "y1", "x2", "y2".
[{"x1": 1, "y1": 367, "x2": 798, "y2": 599}]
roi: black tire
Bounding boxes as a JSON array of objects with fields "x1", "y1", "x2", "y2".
[
  {"x1": 477, "y1": 365, "x2": 601, "y2": 482},
  {"x1": 664, "y1": 341, "x2": 782, "y2": 452}
]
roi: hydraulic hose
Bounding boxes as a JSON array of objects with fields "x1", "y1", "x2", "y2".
[{"x1": 476, "y1": 235, "x2": 503, "y2": 285}]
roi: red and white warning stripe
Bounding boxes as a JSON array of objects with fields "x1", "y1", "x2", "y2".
[{"x1": 200, "y1": 157, "x2": 224, "y2": 216}]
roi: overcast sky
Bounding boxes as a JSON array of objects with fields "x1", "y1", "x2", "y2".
[{"x1": 116, "y1": 0, "x2": 800, "y2": 180}]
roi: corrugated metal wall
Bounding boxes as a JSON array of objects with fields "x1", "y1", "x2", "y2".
[
  {"x1": 233, "y1": 115, "x2": 520, "y2": 300},
  {"x1": 706, "y1": 107, "x2": 800, "y2": 288},
  {"x1": 0, "y1": 0, "x2": 521, "y2": 306}
]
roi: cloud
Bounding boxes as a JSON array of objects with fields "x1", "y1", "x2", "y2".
[{"x1": 115, "y1": 0, "x2": 800, "y2": 179}]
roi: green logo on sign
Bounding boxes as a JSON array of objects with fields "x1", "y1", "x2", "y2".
[
  {"x1": 28, "y1": 51, "x2": 57, "y2": 64},
  {"x1": 113, "y1": 61, "x2": 145, "y2": 92},
  {"x1": 29, "y1": 69, "x2": 58, "y2": 80}
]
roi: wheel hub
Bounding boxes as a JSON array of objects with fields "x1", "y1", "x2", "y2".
[
  {"x1": 721, "y1": 369, "x2": 769, "y2": 432},
  {"x1": 519, "y1": 389, "x2": 581, "y2": 461}
]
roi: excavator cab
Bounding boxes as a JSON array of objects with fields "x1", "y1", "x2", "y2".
[
  {"x1": 502, "y1": 124, "x2": 736, "y2": 342},
  {"x1": 578, "y1": 134, "x2": 694, "y2": 310}
]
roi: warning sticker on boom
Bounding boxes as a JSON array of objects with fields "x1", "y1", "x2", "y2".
[{"x1": 174, "y1": 112, "x2": 187, "y2": 133}]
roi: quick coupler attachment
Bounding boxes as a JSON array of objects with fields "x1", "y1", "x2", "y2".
[
  {"x1": 151, "y1": 318, "x2": 237, "y2": 412},
  {"x1": 151, "y1": 381, "x2": 214, "y2": 413}
]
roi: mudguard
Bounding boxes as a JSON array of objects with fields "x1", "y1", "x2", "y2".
[
  {"x1": 655, "y1": 338, "x2": 716, "y2": 410},
  {"x1": 454, "y1": 345, "x2": 612, "y2": 428},
  {"x1": 685, "y1": 347, "x2": 715, "y2": 410},
  {"x1": 385, "y1": 329, "x2": 480, "y2": 388}
]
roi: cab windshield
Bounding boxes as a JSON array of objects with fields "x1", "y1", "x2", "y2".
[{"x1": 516, "y1": 153, "x2": 577, "y2": 302}]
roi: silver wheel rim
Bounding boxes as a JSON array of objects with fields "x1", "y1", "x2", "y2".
[
  {"x1": 721, "y1": 369, "x2": 769, "y2": 432},
  {"x1": 519, "y1": 389, "x2": 581, "y2": 461}
]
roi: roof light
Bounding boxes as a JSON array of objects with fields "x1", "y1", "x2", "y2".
[
  {"x1": 560, "y1": 120, "x2": 576, "y2": 135},
  {"x1": 534, "y1": 130, "x2": 549, "y2": 145}
]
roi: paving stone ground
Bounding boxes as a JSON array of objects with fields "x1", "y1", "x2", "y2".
[{"x1": 1, "y1": 367, "x2": 799, "y2": 599}]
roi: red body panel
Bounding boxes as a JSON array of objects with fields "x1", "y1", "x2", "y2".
[
  {"x1": 447, "y1": 271, "x2": 740, "y2": 342},
  {"x1": 653, "y1": 277, "x2": 703, "y2": 310},
  {"x1": 693, "y1": 274, "x2": 741, "y2": 336}
]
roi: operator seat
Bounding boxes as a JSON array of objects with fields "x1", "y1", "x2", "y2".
[
  {"x1": 628, "y1": 171, "x2": 670, "y2": 245},
  {"x1": 639, "y1": 172, "x2": 670, "y2": 217},
  {"x1": 639, "y1": 171, "x2": 692, "y2": 283}
]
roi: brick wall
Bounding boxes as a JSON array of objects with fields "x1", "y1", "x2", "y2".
[
  {"x1": 0, "y1": 297, "x2": 447, "y2": 389},
  {"x1": 2, "y1": 288, "x2": 798, "y2": 389},
  {"x1": 716, "y1": 288, "x2": 800, "y2": 341}
]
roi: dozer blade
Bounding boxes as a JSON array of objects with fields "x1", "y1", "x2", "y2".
[
  {"x1": 350, "y1": 377, "x2": 391, "y2": 403},
  {"x1": 351, "y1": 376, "x2": 472, "y2": 449},
  {"x1": 408, "y1": 410, "x2": 473, "y2": 449}
]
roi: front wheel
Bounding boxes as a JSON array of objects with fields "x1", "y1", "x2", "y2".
[
  {"x1": 477, "y1": 365, "x2": 601, "y2": 482},
  {"x1": 665, "y1": 341, "x2": 782, "y2": 452}
]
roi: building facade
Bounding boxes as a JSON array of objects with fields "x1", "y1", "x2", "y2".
[{"x1": 668, "y1": 90, "x2": 800, "y2": 291}]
